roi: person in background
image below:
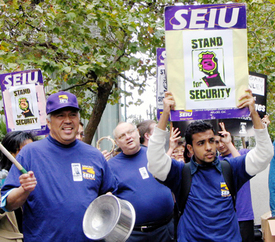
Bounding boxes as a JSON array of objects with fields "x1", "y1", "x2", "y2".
[
  {"x1": 0, "y1": 131, "x2": 36, "y2": 172},
  {"x1": 266, "y1": 115, "x2": 275, "y2": 218},
  {"x1": 269, "y1": 149, "x2": 275, "y2": 217},
  {"x1": 215, "y1": 122, "x2": 254, "y2": 242},
  {"x1": 76, "y1": 121, "x2": 84, "y2": 141},
  {"x1": 167, "y1": 127, "x2": 185, "y2": 162},
  {"x1": 137, "y1": 120, "x2": 156, "y2": 147},
  {"x1": 147, "y1": 90, "x2": 273, "y2": 241},
  {"x1": 0, "y1": 131, "x2": 36, "y2": 241},
  {"x1": 109, "y1": 122, "x2": 174, "y2": 242},
  {"x1": 1, "y1": 91, "x2": 117, "y2": 242}
]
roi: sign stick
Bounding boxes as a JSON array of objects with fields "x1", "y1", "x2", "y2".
[{"x1": 0, "y1": 143, "x2": 27, "y2": 174}]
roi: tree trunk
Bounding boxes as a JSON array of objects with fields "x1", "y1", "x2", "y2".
[{"x1": 83, "y1": 81, "x2": 113, "y2": 144}]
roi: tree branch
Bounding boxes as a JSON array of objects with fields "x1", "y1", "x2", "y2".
[
  {"x1": 62, "y1": 78, "x2": 98, "y2": 91},
  {"x1": 118, "y1": 73, "x2": 144, "y2": 88}
]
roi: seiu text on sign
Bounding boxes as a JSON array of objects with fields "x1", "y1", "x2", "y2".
[{"x1": 165, "y1": 4, "x2": 246, "y2": 31}]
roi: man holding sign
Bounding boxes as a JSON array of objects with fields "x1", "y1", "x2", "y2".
[{"x1": 147, "y1": 90, "x2": 273, "y2": 241}]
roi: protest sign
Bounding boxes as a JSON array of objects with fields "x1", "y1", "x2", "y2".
[
  {"x1": 172, "y1": 72, "x2": 267, "y2": 137},
  {"x1": 0, "y1": 69, "x2": 49, "y2": 135},
  {"x1": 164, "y1": 3, "x2": 249, "y2": 121},
  {"x1": 156, "y1": 48, "x2": 167, "y2": 120}
]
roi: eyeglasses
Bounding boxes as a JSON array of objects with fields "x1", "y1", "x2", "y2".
[
  {"x1": 173, "y1": 148, "x2": 184, "y2": 154},
  {"x1": 117, "y1": 128, "x2": 137, "y2": 140},
  {"x1": 77, "y1": 132, "x2": 84, "y2": 137}
]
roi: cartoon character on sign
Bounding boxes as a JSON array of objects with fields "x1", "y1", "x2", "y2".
[
  {"x1": 18, "y1": 97, "x2": 34, "y2": 118},
  {"x1": 198, "y1": 51, "x2": 225, "y2": 87}
]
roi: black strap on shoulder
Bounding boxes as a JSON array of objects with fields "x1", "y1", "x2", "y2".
[
  {"x1": 178, "y1": 162, "x2": 192, "y2": 215},
  {"x1": 220, "y1": 159, "x2": 236, "y2": 208},
  {"x1": 179, "y1": 160, "x2": 236, "y2": 215}
]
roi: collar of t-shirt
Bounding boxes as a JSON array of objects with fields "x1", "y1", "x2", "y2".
[
  {"x1": 189, "y1": 156, "x2": 222, "y2": 175},
  {"x1": 47, "y1": 135, "x2": 78, "y2": 148}
]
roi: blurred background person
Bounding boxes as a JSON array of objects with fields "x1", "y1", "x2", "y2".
[
  {"x1": 0, "y1": 131, "x2": 36, "y2": 241},
  {"x1": 137, "y1": 120, "x2": 156, "y2": 147},
  {"x1": 215, "y1": 122, "x2": 254, "y2": 242},
  {"x1": 167, "y1": 127, "x2": 185, "y2": 162},
  {"x1": 76, "y1": 121, "x2": 84, "y2": 141},
  {"x1": 0, "y1": 131, "x2": 36, "y2": 173}
]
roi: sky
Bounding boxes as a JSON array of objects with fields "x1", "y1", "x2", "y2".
[{"x1": 123, "y1": 78, "x2": 157, "y2": 122}]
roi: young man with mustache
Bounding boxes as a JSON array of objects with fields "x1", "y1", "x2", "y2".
[{"x1": 147, "y1": 90, "x2": 273, "y2": 242}]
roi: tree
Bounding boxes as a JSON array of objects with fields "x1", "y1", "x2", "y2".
[
  {"x1": 0, "y1": 0, "x2": 174, "y2": 143},
  {"x1": 1, "y1": 0, "x2": 275, "y2": 142},
  {"x1": 246, "y1": 2, "x2": 275, "y2": 140}
]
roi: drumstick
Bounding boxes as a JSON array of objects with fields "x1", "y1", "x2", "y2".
[{"x1": 0, "y1": 143, "x2": 27, "y2": 174}]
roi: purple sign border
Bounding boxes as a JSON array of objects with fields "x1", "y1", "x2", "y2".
[
  {"x1": 165, "y1": 3, "x2": 246, "y2": 31},
  {"x1": 157, "y1": 107, "x2": 249, "y2": 121}
]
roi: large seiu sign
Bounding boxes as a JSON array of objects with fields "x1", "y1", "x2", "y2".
[{"x1": 164, "y1": 3, "x2": 250, "y2": 121}]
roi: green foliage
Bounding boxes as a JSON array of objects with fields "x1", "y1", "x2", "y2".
[
  {"x1": 0, "y1": 118, "x2": 7, "y2": 141},
  {"x1": 1, "y1": 0, "x2": 275, "y2": 141},
  {"x1": 0, "y1": 0, "x2": 172, "y2": 97},
  {"x1": 0, "y1": 0, "x2": 176, "y2": 141},
  {"x1": 245, "y1": 2, "x2": 275, "y2": 140}
]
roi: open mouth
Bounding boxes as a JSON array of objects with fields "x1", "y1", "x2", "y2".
[
  {"x1": 127, "y1": 140, "x2": 133, "y2": 145},
  {"x1": 62, "y1": 127, "x2": 74, "y2": 134}
]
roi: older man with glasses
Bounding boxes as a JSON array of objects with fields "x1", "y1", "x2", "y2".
[{"x1": 108, "y1": 122, "x2": 175, "y2": 242}]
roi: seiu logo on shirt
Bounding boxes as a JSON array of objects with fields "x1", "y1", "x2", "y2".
[
  {"x1": 220, "y1": 182, "x2": 231, "y2": 197},
  {"x1": 82, "y1": 166, "x2": 95, "y2": 180}
]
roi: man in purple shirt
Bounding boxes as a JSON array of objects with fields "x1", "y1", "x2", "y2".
[{"x1": 215, "y1": 122, "x2": 254, "y2": 242}]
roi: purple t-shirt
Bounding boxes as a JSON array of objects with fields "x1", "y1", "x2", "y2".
[{"x1": 219, "y1": 149, "x2": 254, "y2": 221}]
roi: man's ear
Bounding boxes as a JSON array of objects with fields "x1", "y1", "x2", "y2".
[
  {"x1": 144, "y1": 132, "x2": 150, "y2": 140},
  {"x1": 187, "y1": 144, "x2": 193, "y2": 155},
  {"x1": 46, "y1": 118, "x2": 51, "y2": 130}
]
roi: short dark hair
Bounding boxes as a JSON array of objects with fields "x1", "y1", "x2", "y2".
[
  {"x1": 137, "y1": 120, "x2": 156, "y2": 144},
  {"x1": 0, "y1": 131, "x2": 36, "y2": 171},
  {"x1": 185, "y1": 121, "x2": 214, "y2": 146}
]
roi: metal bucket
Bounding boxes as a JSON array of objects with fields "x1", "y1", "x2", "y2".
[{"x1": 83, "y1": 194, "x2": 136, "y2": 242}]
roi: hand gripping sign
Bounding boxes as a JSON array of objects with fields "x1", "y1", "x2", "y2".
[{"x1": 164, "y1": 3, "x2": 250, "y2": 121}]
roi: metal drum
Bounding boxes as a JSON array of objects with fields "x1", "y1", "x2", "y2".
[{"x1": 83, "y1": 194, "x2": 136, "y2": 242}]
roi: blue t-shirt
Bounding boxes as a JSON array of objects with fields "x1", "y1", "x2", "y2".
[
  {"x1": 108, "y1": 147, "x2": 174, "y2": 225},
  {"x1": 219, "y1": 149, "x2": 254, "y2": 222},
  {"x1": 163, "y1": 155, "x2": 252, "y2": 242},
  {"x1": 1, "y1": 136, "x2": 117, "y2": 242},
  {"x1": 269, "y1": 141, "x2": 275, "y2": 216}
]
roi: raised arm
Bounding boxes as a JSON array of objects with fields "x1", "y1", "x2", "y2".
[
  {"x1": 166, "y1": 127, "x2": 182, "y2": 157},
  {"x1": 147, "y1": 92, "x2": 175, "y2": 181},
  {"x1": 157, "y1": 92, "x2": 175, "y2": 130},
  {"x1": 237, "y1": 89, "x2": 273, "y2": 175},
  {"x1": 218, "y1": 122, "x2": 240, "y2": 158},
  {"x1": 237, "y1": 89, "x2": 264, "y2": 129}
]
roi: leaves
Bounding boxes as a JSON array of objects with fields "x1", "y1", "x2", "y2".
[{"x1": 1, "y1": 0, "x2": 275, "y2": 141}]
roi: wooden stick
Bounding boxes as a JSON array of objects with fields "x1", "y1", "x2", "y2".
[{"x1": 0, "y1": 143, "x2": 27, "y2": 174}]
